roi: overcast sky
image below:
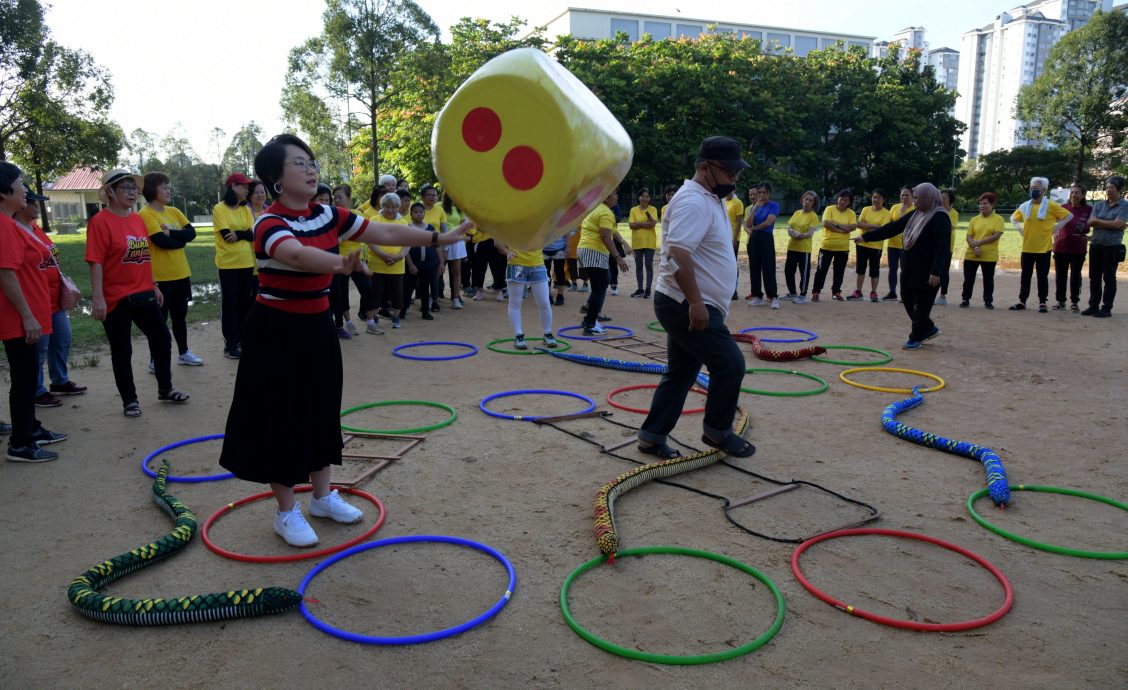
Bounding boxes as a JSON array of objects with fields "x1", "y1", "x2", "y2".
[{"x1": 43, "y1": 0, "x2": 1014, "y2": 168}]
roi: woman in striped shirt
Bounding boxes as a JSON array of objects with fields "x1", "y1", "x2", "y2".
[{"x1": 219, "y1": 135, "x2": 471, "y2": 548}]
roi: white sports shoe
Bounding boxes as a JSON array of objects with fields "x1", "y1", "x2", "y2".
[
  {"x1": 177, "y1": 351, "x2": 204, "y2": 366},
  {"x1": 309, "y1": 489, "x2": 364, "y2": 524},
  {"x1": 793, "y1": 295, "x2": 808, "y2": 304},
  {"x1": 770, "y1": 298, "x2": 781, "y2": 309},
  {"x1": 345, "y1": 321, "x2": 359, "y2": 334},
  {"x1": 452, "y1": 297, "x2": 463, "y2": 309},
  {"x1": 273, "y1": 502, "x2": 318, "y2": 547},
  {"x1": 747, "y1": 297, "x2": 765, "y2": 307}
]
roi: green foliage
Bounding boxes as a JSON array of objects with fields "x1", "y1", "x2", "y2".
[
  {"x1": 957, "y1": 146, "x2": 1078, "y2": 205},
  {"x1": 221, "y1": 121, "x2": 264, "y2": 177},
  {"x1": 1016, "y1": 10, "x2": 1128, "y2": 181}
]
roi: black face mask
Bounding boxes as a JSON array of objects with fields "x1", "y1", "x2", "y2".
[{"x1": 712, "y1": 183, "x2": 736, "y2": 198}]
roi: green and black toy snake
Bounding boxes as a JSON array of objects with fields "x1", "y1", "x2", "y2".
[{"x1": 67, "y1": 460, "x2": 302, "y2": 625}]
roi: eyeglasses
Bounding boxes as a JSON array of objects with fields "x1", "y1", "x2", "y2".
[
  {"x1": 707, "y1": 162, "x2": 741, "y2": 182},
  {"x1": 286, "y1": 158, "x2": 320, "y2": 173},
  {"x1": 115, "y1": 184, "x2": 138, "y2": 192}
]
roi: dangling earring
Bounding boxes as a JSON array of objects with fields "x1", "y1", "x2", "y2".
[{"x1": 273, "y1": 182, "x2": 283, "y2": 195}]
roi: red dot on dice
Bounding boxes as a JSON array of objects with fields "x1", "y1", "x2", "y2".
[
  {"x1": 502, "y1": 146, "x2": 544, "y2": 191},
  {"x1": 462, "y1": 107, "x2": 502, "y2": 153}
]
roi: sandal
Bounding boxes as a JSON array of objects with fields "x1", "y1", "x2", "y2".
[
  {"x1": 637, "y1": 442, "x2": 681, "y2": 459},
  {"x1": 123, "y1": 401, "x2": 142, "y2": 418},
  {"x1": 701, "y1": 433, "x2": 756, "y2": 458},
  {"x1": 158, "y1": 389, "x2": 190, "y2": 404}
]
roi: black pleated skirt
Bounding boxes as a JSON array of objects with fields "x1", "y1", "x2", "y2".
[{"x1": 219, "y1": 302, "x2": 344, "y2": 486}]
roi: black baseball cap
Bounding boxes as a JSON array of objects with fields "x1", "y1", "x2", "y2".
[
  {"x1": 695, "y1": 136, "x2": 751, "y2": 173},
  {"x1": 23, "y1": 183, "x2": 48, "y2": 202}
]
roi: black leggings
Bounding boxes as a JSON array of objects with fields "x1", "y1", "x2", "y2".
[
  {"x1": 402, "y1": 265, "x2": 435, "y2": 316},
  {"x1": 471, "y1": 240, "x2": 506, "y2": 290},
  {"x1": 567, "y1": 257, "x2": 582, "y2": 284},
  {"x1": 158, "y1": 277, "x2": 192, "y2": 355},
  {"x1": 370, "y1": 273, "x2": 404, "y2": 313},
  {"x1": 747, "y1": 232, "x2": 777, "y2": 298},
  {"x1": 633, "y1": 248, "x2": 655, "y2": 291},
  {"x1": 608, "y1": 240, "x2": 625, "y2": 287},
  {"x1": 218, "y1": 267, "x2": 255, "y2": 351},
  {"x1": 784, "y1": 250, "x2": 811, "y2": 296},
  {"x1": 962, "y1": 260, "x2": 996, "y2": 304},
  {"x1": 1054, "y1": 252, "x2": 1085, "y2": 304},
  {"x1": 102, "y1": 294, "x2": 173, "y2": 405},
  {"x1": 4, "y1": 337, "x2": 41, "y2": 448},
  {"x1": 855, "y1": 245, "x2": 881, "y2": 278},
  {"x1": 545, "y1": 257, "x2": 567, "y2": 287},
  {"x1": 583, "y1": 267, "x2": 610, "y2": 328},
  {"x1": 812, "y1": 249, "x2": 848, "y2": 294},
  {"x1": 331, "y1": 271, "x2": 374, "y2": 325},
  {"x1": 886, "y1": 248, "x2": 903, "y2": 295},
  {"x1": 1018, "y1": 251, "x2": 1051, "y2": 304}
]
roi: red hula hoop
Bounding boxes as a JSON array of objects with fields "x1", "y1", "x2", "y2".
[
  {"x1": 202, "y1": 486, "x2": 386, "y2": 564},
  {"x1": 606, "y1": 384, "x2": 708, "y2": 415},
  {"x1": 790, "y1": 528, "x2": 1014, "y2": 632}
]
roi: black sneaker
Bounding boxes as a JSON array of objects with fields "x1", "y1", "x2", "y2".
[
  {"x1": 959, "y1": 300, "x2": 970, "y2": 308},
  {"x1": 1094, "y1": 309, "x2": 1112, "y2": 318},
  {"x1": 1081, "y1": 306, "x2": 1099, "y2": 316},
  {"x1": 32, "y1": 427, "x2": 67, "y2": 445},
  {"x1": 554, "y1": 294, "x2": 564, "y2": 306},
  {"x1": 630, "y1": 289, "x2": 645, "y2": 298},
  {"x1": 7, "y1": 444, "x2": 57, "y2": 463},
  {"x1": 984, "y1": 303, "x2": 994, "y2": 310},
  {"x1": 1070, "y1": 303, "x2": 1080, "y2": 313},
  {"x1": 882, "y1": 293, "x2": 898, "y2": 301},
  {"x1": 421, "y1": 312, "x2": 434, "y2": 320},
  {"x1": 644, "y1": 290, "x2": 651, "y2": 298},
  {"x1": 378, "y1": 308, "x2": 394, "y2": 319},
  {"x1": 224, "y1": 346, "x2": 242, "y2": 359},
  {"x1": 1051, "y1": 302, "x2": 1066, "y2": 311}
]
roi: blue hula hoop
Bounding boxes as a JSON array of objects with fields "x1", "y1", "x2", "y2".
[
  {"x1": 299, "y1": 535, "x2": 516, "y2": 644},
  {"x1": 392, "y1": 341, "x2": 479, "y2": 361},
  {"x1": 141, "y1": 433, "x2": 233, "y2": 483},
  {"x1": 556, "y1": 325, "x2": 635, "y2": 341},
  {"x1": 738, "y1": 326, "x2": 818, "y2": 343},
  {"x1": 479, "y1": 389, "x2": 597, "y2": 421}
]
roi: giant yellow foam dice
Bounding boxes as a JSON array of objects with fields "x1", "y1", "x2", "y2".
[{"x1": 432, "y1": 48, "x2": 633, "y2": 251}]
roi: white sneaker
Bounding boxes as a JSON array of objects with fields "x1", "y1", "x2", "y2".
[
  {"x1": 770, "y1": 298, "x2": 781, "y2": 309},
  {"x1": 747, "y1": 297, "x2": 765, "y2": 307},
  {"x1": 345, "y1": 321, "x2": 359, "y2": 334},
  {"x1": 452, "y1": 297, "x2": 463, "y2": 309},
  {"x1": 177, "y1": 351, "x2": 204, "y2": 366},
  {"x1": 309, "y1": 489, "x2": 364, "y2": 524},
  {"x1": 366, "y1": 322, "x2": 384, "y2": 335},
  {"x1": 273, "y1": 502, "x2": 319, "y2": 547},
  {"x1": 496, "y1": 290, "x2": 507, "y2": 302},
  {"x1": 935, "y1": 296, "x2": 947, "y2": 306},
  {"x1": 609, "y1": 286, "x2": 618, "y2": 296},
  {"x1": 147, "y1": 360, "x2": 155, "y2": 374},
  {"x1": 780, "y1": 293, "x2": 798, "y2": 301},
  {"x1": 793, "y1": 295, "x2": 807, "y2": 304}
]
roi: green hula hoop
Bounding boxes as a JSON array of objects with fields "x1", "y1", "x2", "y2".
[
  {"x1": 967, "y1": 485, "x2": 1128, "y2": 559},
  {"x1": 811, "y1": 345, "x2": 893, "y2": 367},
  {"x1": 340, "y1": 400, "x2": 457, "y2": 435},
  {"x1": 486, "y1": 337, "x2": 572, "y2": 355},
  {"x1": 740, "y1": 368, "x2": 828, "y2": 397},
  {"x1": 559, "y1": 545, "x2": 785, "y2": 665},
  {"x1": 646, "y1": 321, "x2": 666, "y2": 333}
]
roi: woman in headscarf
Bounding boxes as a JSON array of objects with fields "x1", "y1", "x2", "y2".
[{"x1": 854, "y1": 183, "x2": 952, "y2": 350}]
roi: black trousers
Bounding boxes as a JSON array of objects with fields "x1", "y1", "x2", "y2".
[
  {"x1": 1088, "y1": 243, "x2": 1120, "y2": 310},
  {"x1": 784, "y1": 250, "x2": 811, "y2": 296},
  {"x1": 812, "y1": 249, "x2": 848, "y2": 294},
  {"x1": 632, "y1": 249, "x2": 654, "y2": 291},
  {"x1": 887, "y1": 248, "x2": 903, "y2": 295},
  {"x1": 158, "y1": 277, "x2": 192, "y2": 355},
  {"x1": 218, "y1": 267, "x2": 255, "y2": 351},
  {"x1": 747, "y1": 231, "x2": 778, "y2": 298},
  {"x1": 582, "y1": 267, "x2": 610, "y2": 328},
  {"x1": 1018, "y1": 251, "x2": 1051, "y2": 304},
  {"x1": 1054, "y1": 252, "x2": 1085, "y2": 304},
  {"x1": 331, "y1": 271, "x2": 374, "y2": 325},
  {"x1": 102, "y1": 295, "x2": 173, "y2": 404},
  {"x1": 462, "y1": 243, "x2": 475, "y2": 290},
  {"x1": 961, "y1": 260, "x2": 996, "y2": 304},
  {"x1": 901, "y1": 279, "x2": 941, "y2": 342},
  {"x1": 608, "y1": 239, "x2": 625, "y2": 286},
  {"x1": 371, "y1": 273, "x2": 404, "y2": 313},
  {"x1": 545, "y1": 257, "x2": 567, "y2": 287},
  {"x1": 471, "y1": 240, "x2": 506, "y2": 290},
  {"x1": 567, "y1": 258, "x2": 581, "y2": 284},
  {"x1": 4, "y1": 337, "x2": 42, "y2": 448},
  {"x1": 402, "y1": 265, "x2": 435, "y2": 316}
]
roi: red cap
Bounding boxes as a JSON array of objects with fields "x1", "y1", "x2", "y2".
[{"x1": 225, "y1": 173, "x2": 253, "y2": 187}]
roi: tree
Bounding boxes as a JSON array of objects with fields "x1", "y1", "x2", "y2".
[
  {"x1": 957, "y1": 146, "x2": 1077, "y2": 205},
  {"x1": 123, "y1": 128, "x2": 158, "y2": 171},
  {"x1": 1016, "y1": 10, "x2": 1128, "y2": 181},
  {"x1": 281, "y1": 0, "x2": 440, "y2": 177},
  {"x1": 221, "y1": 122, "x2": 264, "y2": 177}
]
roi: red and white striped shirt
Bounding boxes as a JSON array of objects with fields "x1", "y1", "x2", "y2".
[{"x1": 255, "y1": 202, "x2": 367, "y2": 314}]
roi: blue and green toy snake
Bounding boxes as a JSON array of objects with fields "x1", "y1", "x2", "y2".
[{"x1": 67, "y1": 460, "x2": 302, "y2": 625}]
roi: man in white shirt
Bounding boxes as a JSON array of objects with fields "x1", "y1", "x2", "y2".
[{"x1": 637, "y1": 137, "x2": 755, "y2": 459}]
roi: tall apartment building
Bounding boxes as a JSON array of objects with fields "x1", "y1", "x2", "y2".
[
  {"x1": 537, "y1": 7, "x2": 873, "y2": 56},
  {"x1": 928, "y1": 47, "x2": 961, "y2": 92},
  {"x1": 955, "y1": 0, "x2": 1112, "y2": 161}
]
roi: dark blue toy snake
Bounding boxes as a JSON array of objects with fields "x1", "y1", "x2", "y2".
[{"x1": 882, "y1": 387, "x2": 1011, "y2": 506}]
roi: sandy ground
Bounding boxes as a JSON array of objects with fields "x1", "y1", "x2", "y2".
[{"x1": 1, "y1": 262, "x2": 1126, "y2": 689}]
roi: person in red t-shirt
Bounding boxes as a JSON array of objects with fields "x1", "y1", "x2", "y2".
[
  {"x1": 219, "y1": 134, "x2": 472, "y2": 548},
  {"x1": 86, "y1": 169, "x2": 188, "y2": 418},
  {"x1": 1055, "y1": 183, "x2": 1092, "y2": 312},
  {"x1": 0, "y1": 162, "x2": 67, "y2": 462}
]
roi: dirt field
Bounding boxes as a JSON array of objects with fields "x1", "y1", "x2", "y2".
[{"x1": 2, "y1": 263, "x2": 1125, "y2": 689}]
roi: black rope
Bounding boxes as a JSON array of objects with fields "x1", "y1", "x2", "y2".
[{"x1": 539, "y1": 415, "x2": 881, "y2": 544}]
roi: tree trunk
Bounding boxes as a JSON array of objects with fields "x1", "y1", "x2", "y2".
[
  {"x1": 370, "y1": 102, "x2": 379, "y2": 176},
  {"x1": 35, "y1": 170, "x2": 50, "y2": 234}
]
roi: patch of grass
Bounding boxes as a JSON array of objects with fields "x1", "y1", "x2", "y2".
[{"x1": 49, "y1": 226, "x2": 223, "y2": 353}]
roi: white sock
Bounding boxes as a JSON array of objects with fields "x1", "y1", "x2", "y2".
[
  {"x1": 508, "y1": 281, "x2": 525, "y2": 334},
  {"x1": 531, "y1": 280, "x2": 552, "y2": 334},
  {"x1": 367, "y1": 318, "x2": 376, "y2": 326}
]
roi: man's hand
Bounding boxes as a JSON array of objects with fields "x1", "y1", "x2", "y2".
[
  {"x1": 928, "y1": 275, "x2": 940, "y2": 287},
  {"x1": 688, "y1": 301, "x2": 709, "y2": 331}
]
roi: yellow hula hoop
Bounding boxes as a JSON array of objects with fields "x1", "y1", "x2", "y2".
[{"x1": 838, "y1": 366, "x2": 946, "y2": 394}]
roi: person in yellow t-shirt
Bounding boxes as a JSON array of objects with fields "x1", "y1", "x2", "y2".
[
  {"x1": 494, "y1": 239, "x2": 559, "y2": 350},
  {"x1": 725, "y1": 190, "x2": 744, "y2": 301},
  {"x1": 961, "y1": 192, "x2": 1004, "y2": 309},
  {"x1": 850, "y1": 189, "x2": 891, "y2": 302},
  {"x1": 578, "y1": 191, "x2": 629, "y2": 334},
  {"x1": 934, "y1": 189, "x2": 960, "y2": 305},
  {"x1": 884, "y1": 185, "x2": 914, "y2": 300},
  {"x1": 564, "y1": 222, "x2": 585, "y2": 293},
  {"x1": 628, "y1": 188, "x2": 659, "y2": 297},
  {"x1": 326, "y1": 184, "x2": 374, "y2": 336},
  {"x1": 812, "y1": 189, "x2": 856, "y2": 301},
  {"x1": 420, "y1": 185, "x2": 454, "y2": 310},
  {"x1": 363, "y1": 192, "x2": 409, "y2": 333},
  {"x1": 139, "y1": 172, "x2": 202, "y2": 366},
  {"x1": 212, "y1": 173, "x2": 255, "y2": 358},
  {"x1": 1009, "y1": 176, "x2": 1073, "y2": 312},
  {"x1": 783, "y1": 191, "x2": 820, "y2": 303}
]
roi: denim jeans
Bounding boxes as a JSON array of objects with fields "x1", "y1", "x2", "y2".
[
  {"x1": 639, "y1": 291, "x2": 746, "y2": 444},
  {"x1": 36, "y1": 309, "x2": 72, "y2": 395}
]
